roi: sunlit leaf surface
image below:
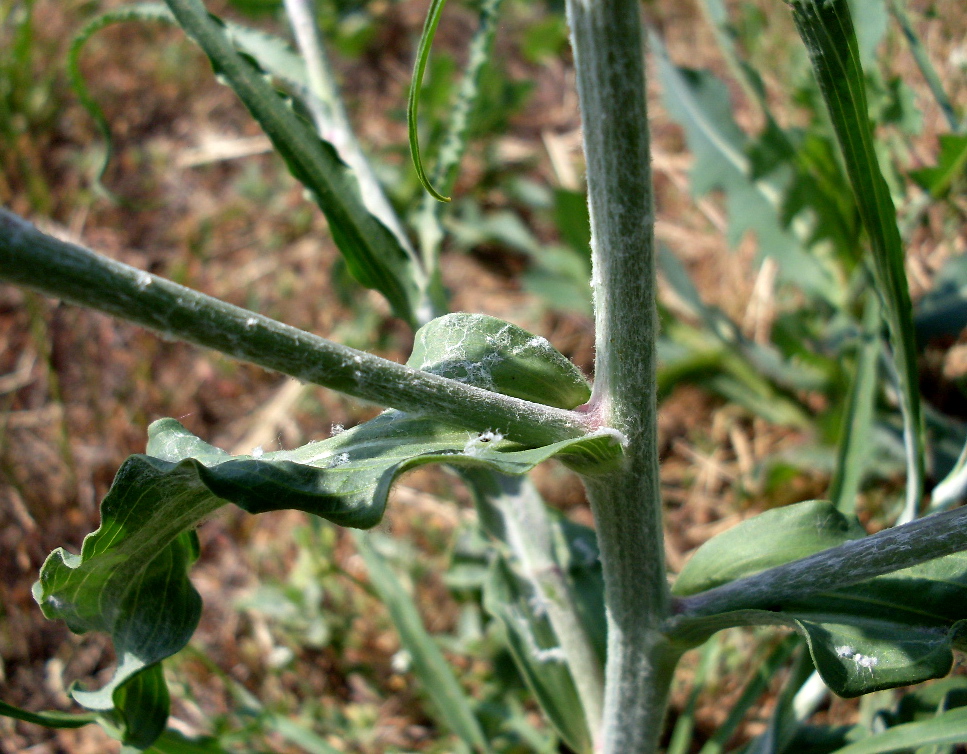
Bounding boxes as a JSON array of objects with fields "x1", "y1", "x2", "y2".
[{"x1": 673, "y1": 501, "x2": 967, "y2": 697}]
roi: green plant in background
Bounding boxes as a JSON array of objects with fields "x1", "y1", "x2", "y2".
[{"x1": 1, "y1": 0, "x2": 967, "y2": 753}]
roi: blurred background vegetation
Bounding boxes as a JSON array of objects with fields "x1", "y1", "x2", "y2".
[{"x1": 0, "y1": 0, "x2": 964, "y2": 751}]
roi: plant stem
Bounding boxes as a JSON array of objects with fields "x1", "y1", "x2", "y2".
[
  {"x1": 674, "y1": 506, "x2": 967, "y2": 618},
  {"x1": 0, "y1": 208, "x2": 590, "y2": 447},
  {"x1": 413, "y1": 0, "x2": 503, "y2": 279},
  {"x1": 465, "y1": 469, "x2": 605, "y2": 749},
  {"x1": 565, "y1": 0, "x2": 674, "y2": 749},
  {"x1": 282, "y1": 0, "x2": 437, "y2": 323}
]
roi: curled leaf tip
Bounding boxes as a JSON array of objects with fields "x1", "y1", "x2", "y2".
[{"x1": 408, "y1": 0, "x2": 453, "y2": 203}]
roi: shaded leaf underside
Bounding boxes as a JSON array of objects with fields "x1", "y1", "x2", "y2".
[
  {"x1": 25, "y1": 313, "x2": 611, "y2": 746},
  {"x1": 672, "y1": 501, "x2": 967, "y2": 697}
]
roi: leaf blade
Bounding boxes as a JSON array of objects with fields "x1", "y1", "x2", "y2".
[
  {"x1": 354, "y1": 533, "x2": 491, "y2": 753},
  {"x1": 787, "y1": 0, "x2": 924, "y2": 520},
  {"x1": 671, "y1": 501, "x2": 967, "y2": 697},
  {"x1": 162, "y1": 0, "x2": 426, "y2": 325}
]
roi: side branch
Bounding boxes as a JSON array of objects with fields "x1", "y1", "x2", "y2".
[
  {"x1": 0, "y1": 209, "x2": 590, "y2": 447},
  {"x1": 675, "y1": 506, "x2": 967, "y2": 618}
]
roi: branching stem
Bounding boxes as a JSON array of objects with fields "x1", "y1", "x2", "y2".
[
  {"x1": 0, "y1": 209, "x2": 590, "y2": 447},
  {"x1": 675, "y1": 506, "x2": 967, "y2": 619},
  {"x1": 566, "y1": 0, "x2": 676, "y2": 749}
]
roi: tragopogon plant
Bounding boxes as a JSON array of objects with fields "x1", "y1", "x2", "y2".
[{"x1": 2, "y1": 0, "x2": 967, "y2": 752}]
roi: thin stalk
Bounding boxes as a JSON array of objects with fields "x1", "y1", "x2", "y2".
[
  {"x1": 565, "y1": 0, "x2": 674, "y2": 750},
  {"x1": 282, "y1": 0, "x2": 436, "y2": 323},
  {"x1": 930, "y1": 439, "x2": 967, "y2": 512},
  {"x1": 888, "y1": 0, "x2": 960, "y2": 133},
  {"x1": 696, "y1": 0, "x2": 768, "y2": 116},
  {"x1": 697, "y1": 636, "x2": 798, "y2": 754},
  {"x1": 0, "y1": 208, "x2": 590, "y2": 447},
  {"x1": 675, "y1": 506, "x2": 967, "y2": 619},
  {"x1": 413, "y1": 0, "x2": 503, "y2": 276},
  {"x1": 466, "y1": 470, "x2": 605, "y2": 749}
]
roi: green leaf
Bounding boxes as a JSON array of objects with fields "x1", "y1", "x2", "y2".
[
  {"x1": 354, "y1": 533, "x2": 490, "y2": 753},
  {"x1": 33, "y1": 369, "x2": 616, "y2": 749},
  {"x1": 78, "y1": 663, "x2": 171, "y2": 749},
  {"x1": 32, "y1": 458, "x2": 205, "y2": 747},
  {"x1": 146, "y1": 415, "x2": 616, "y2": 527},
  {"x1": 68, "y1": 3, "x2": 308, "y2": 198},
  {"x1": 161, "y1": 0, "x2": 425, "y2": 325},
  {"x1": 672, "y1": 502, "x2": 967, "y2": 697},
  {"x1": 910, "y1": 134, "x2": 967, "y2": 198},
  {"x1": 831, "y1": 707, "x2": 967, "y2": 754},
  {"x1": 828, "y1": 293, "x2": 881, "y2": 515},
  {"x1": 673, "y1": 501, "x2": 867, "y2": 597},
  {"x1": 484, "y1": 557, "x2": 593, "y2": 754},
  {"x1": 407, "y1": 313, "x2": 591, "y2": 409},
  {"x1": 787, "y1": 0, "x2": 924, "y2": 520},
  {"x1": 0, "y1": 699, "x2": 98, "y2": 729},
  {"x1": 650, "y1": 32, "x2": 834, "y2": 299},
  {"x1": 408, "y1": 0, "x2": 452, "y2": 202}
]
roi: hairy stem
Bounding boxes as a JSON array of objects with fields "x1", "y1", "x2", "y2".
[
  {"x1": 0, "y1": 209, "x2": 590, "y2": 447},
  {"x1": 675, "y1": 506, "x2": 967, "y2": 618},
  {"x1": 465, "y1": 469, "x2": 605, "y2": 748},
  {"x1": 566, "y1": 0, "x2": 674, "y2": 749}
]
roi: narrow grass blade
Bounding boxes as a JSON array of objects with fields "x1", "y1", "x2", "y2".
[
  {"x1": 353, "y1": 533, "x2": 490, "y2": 753},
  {"x1": 666, "y1": 639, "x2": 720, "y2": 754},
  {"x1": 787, "y1": 0, "x2": 924, "y2": 521},
  {"x1": 267, "y1": 716, "x2": 345, "y2": 754},
  {"x1": 0, "y1": 700, "x2": 97, "y2": 729},
  {"x1": 829, "y1": 292, "x2": 880, "y2": 515},
  {"x1": 888, "y1": 0, "x2": 960, "y2": 133},
  {"x1": 162, "y1": 0, "x2": 425, "y2": 326},
  {"x1": 413, "y1": 0, "x2": 503, "y2": 287},
  {"x1": 831, "y1": 706, "x2": 967, "y2": 754},
  {"x1": 697, "y1": 637, "x2": 799, "y2": 754},
  {"x1": 408, "y1": 0, "x2": 452, "y2": 202}
]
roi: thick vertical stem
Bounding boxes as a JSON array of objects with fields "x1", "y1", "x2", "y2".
[{"x1": 565, "y1": 0, "x2": 675, "y2": 751}]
